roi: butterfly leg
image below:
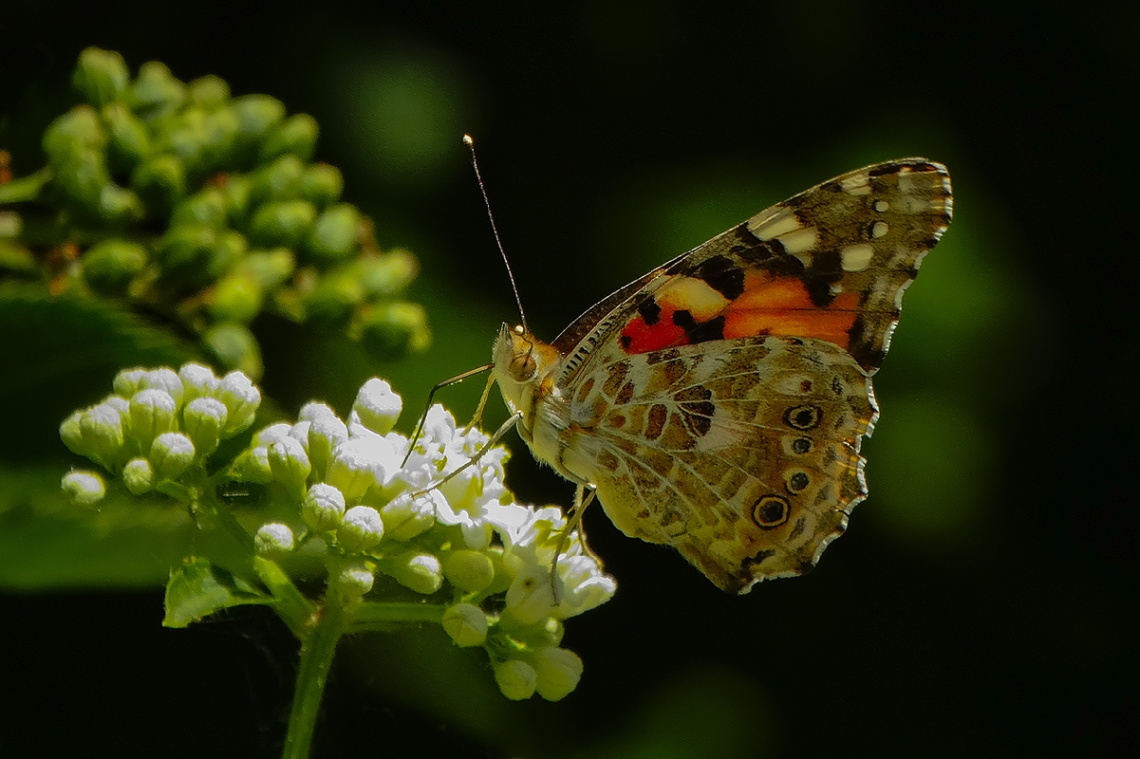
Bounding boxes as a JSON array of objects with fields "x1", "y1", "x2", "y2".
[
  {"x1": 462, "y1": 372, "x2": 499, "y2": 434},
  {"x1": 400, "y1": 363, "x2": 493, "y2": 466},
  {"x1": 408, "y1": 410, "x2": 522, "y2": 498},
  {"x1": 549, "y1": 484, "x2": 598, "y2": 602}
]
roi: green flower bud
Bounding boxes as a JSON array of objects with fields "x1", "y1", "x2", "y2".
[
  {"x1": 102, "y1": 103, "x2": 151, "y2": 173},
  {"x1": 43, "y1": 106, "x2": 106, "y2": 165},
  {"x1": 303, "y1": 273, "x2": 363, "y2": 327},
  {"x1": 442, "y1": 603, "x2": 488, "y2": 647},
  {"x1": 267, "y1": 436, "x2": 311, "y2": 492},
  {"x1": 54, "y1": 149, "x2": 111, "y2": 212},
  {"x1": 201, "y1": 107, "x2": 240, "y2": 170},
  {"x1": 325, "y1": 437, "x2": 389, "y2": 502},
  {"x1": 203, "y1": 323, "x2": 263, "y2": 380},
  {"x1": 127, "y1": 388, "x2": 177, "y2": 452},
  {"x1": 233, "y1": 444, "x2": 273, "y2": 484},
  {"x1": 301, "y1": 404, "x2": 348, "y2": 478},
  {"x1": 208, "y1": 273, "x2": 264, "y2": 324},
  {"x1": 379, "y1": 492, "x2": 436, "y2": 542},
  {"x1": 186, "y1": 75, "x2": 231, "y2": 111},
  {"x1": 182, "y1": 397, "x2": 227, "y2": 456},
  {"x1": 149, "y1": 431, "x2": 195, "y2": 479},
  {"x1": 335, "y1": 563, "x2": 374, "y2": 598},
  {"x1": 351, "y1": 378, "x2": 402, "y2": 435},
  {"x1": 61, "y1": 470, "x2": 107, "y2": 506},
  {"x1": 250, "y1": 154, "x2": 305, "y2": 205},
  {"x1": 97, "y1": 184, "x2": 145, "y2": 226},
  {"x1": 178, "y1": 362, "x2": 219, "y2": 402},
  {"x1": 299, "y1": 163, "x2": 343, "y2": 207},
  {"x1": 442, "y1": 549, "x2": 496, "y2": 593},
  {"x1": 338, "y1": 505, "x2": 384, "y2": 552},
  {"x1": 305, "y1": 204, "x2": 359, "y2": 263},
  {"x1": 221, "y1": 173, "x2": 253, "y2": 225},
  {"x1": 156, "y1": 223, "x2": 216, "y2": 275},
  {"x1": 60, "y1": 410, "x2": 87, "y2": 457},
  {"x1": 122, "y1": 457, "x2": 155, "y2": 494},
  {"x1": 154, "y1": 107, "x2": 209, "y2": 175},
  {"x1": 112, "y1": 368, "x2": 149, "y2": 398},
  {"x1": 248, "y1": 199, "x2": 317, "y2": 248},
  {"x1": 130, "y1": 153, "x2": 187, "y2": 214},
  {"x1": 259, "y1": 113, "x2": 318, "y2": 162},
  {"x1": 72, "y1": 47, "x2": 130, "y2": 107},
  {"x1": 385, "y1": 550, "x2": 443, "y2": 595},
  {"x1": 359, "y1": 249, "x2": 419, "y2": 297},
  {"x1": 207, "y1": 230, "x2": 248, "y2": 279},
  {"x1": 140, "y1": 368, "x2": 184, "y2": 408},
  {"x1": 255, "y1": 522, "x2": 295, "y2": 556},
  {"x1": 128, "y1": 61, "x2": 186, "y2": 121},
  {"x1": 531, "y1": 647, "x2": 584, "y2": 701},
  {"x1": 494, "y1": 660, "x2": 538, "y2": 701},
  {"x1": 214, "y1": 371, "x2": 260, "y2": 436},
  {"x1": 360, "y1": 301, "x2": 431, "y2": 359},
  {"x1": 171, "y1": 187, "x2": 228, "y2": 228},
  {"x1": 80, "y1": 402, "x2": 126, "y2": 466},
  {"x1": 82, "y1": 239, "x2": 148, "y2": 294},
  {"x1": 302, "y1": 482, "x2": 347, "y2": 531},
  {"x1": 237, "y1": 248, "x2": 294, "y2": 289},
  {"x1": 230, "y1": 95, "x2": 286, "y2": 155}
]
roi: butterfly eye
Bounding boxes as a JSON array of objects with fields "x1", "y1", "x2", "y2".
[{"x1": 510, "y1": 352, "x2": 537, "y2": 380}]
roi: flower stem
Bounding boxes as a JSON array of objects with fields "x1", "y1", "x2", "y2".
[
  {"x1": 282, "y1": 594, "x2": 349, "y2": 759},
  {"x1": 0, "y1": 167, "x2": 52, "y2": 204}
]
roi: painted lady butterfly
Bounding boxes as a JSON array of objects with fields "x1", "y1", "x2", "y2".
[{"x1": 489, "y1": 158, "x2": 952, "y2": 593}]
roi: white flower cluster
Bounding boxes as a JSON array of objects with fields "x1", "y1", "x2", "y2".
[
  {"x1": 236, "y1": 377, "x2": 617, "y2": 700},
  {"x1": 60, "y1": 363, "x2": 261, "y2": 498},
  {"x1": 60, "y1": 366, "x2": 616, "y2": 700}
]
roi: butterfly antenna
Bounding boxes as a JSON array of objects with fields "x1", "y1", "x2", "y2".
[{"x1": 464, "y1": 134, "x2": 528, "y2": 333}]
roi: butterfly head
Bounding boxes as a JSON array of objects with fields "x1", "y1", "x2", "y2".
[{"x1": 491, "y1": 323, "x2": 562, "y2": 423}]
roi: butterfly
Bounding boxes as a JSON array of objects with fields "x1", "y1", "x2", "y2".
[{"x1": 487, "y1": 158, "x2": 952, "y2": 593}]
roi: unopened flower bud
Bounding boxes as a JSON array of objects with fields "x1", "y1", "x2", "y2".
[
  {"x1": 81, "y1": 402, "x2": 127, "y2": 465},
  {"x1": 305, "y1": 204, "x2": 359, "y2": 263},
  {"x1": 82, "y1": 239, "x2": 148, "y2": 294},
  {"x1": 532, "y1": 647, "x2": 584, "y2": 701},
  {"x1": 379, "y1": 491, "x2": 437, "y2": 541},
  {"x1": 361, "y1": 301, "x2": 431, "y2": 359},
  {"x1": 336, "y1": 563, "x2": 374, "y2": 598},
  {"x1": 61, "y1": 470, "x2": 107, "y2": 506},
  {"x1": 248, "y1": 199, "x2": 317, "y2": 248},
  {"x1": 302, "y1": 482, "x2": 346, "y2": 531},
  {"x1": 182, "y1": 397, "x2": 227, "y2": 456},
  {"x1": 443, "y1": 550, "x2": 496, "y2": 593},
  {"x1": 72, "y1": 47, "x2": 129, "y2": 107},
  {"x1": 255, "y1": 522, "x2": 294, "y2": 556},
  {"x1": 259, "y1": 113, "x2": 318, "y2": 162},
  {"x1": 351, "y1": 378, "x2": 402, "y2": 435},
  {"x1": 385, "y1": 550, "x2": 443, "y2": 595},
  {"x1": 128, "y1": 388, "x2": 177, "y2": 451},
  {"x1": 203, "y1": 324, "x2": 263, "y2": 381},
  {"x1": 267, "y1": 436, "x2": 311, "y2": 492},
  {"x1": 178, "y1": 362, "x2": 219, "y2": 402},
  {"x1": 299, "y1": 163, "x2": 343, "y2": 206},
  {"x1": 112, "y1": 368, "x2": 149, "y2": 398},
  {"x1": 494, "y1": 660, "x2": 538, "y2": 701},
  {"x1": 149, "y1": 432, "x2": 195, "y2": 479},
  {"x1": 215, "y1": 371, "x2": 260, "y2": 435},
  {"x1": 337, "y1": 505, "x2": 384, "y2": 552},
  {"x1": 122, "y1": 457, "x2": 155, "y2": 494},
  {"x1": 442, "y1": 603, "x2": 488, "y2": 647}
]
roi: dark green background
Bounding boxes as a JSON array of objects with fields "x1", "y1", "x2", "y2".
[{"x1": 2, "y1": 2, "x2": 1135, "y2": 757}]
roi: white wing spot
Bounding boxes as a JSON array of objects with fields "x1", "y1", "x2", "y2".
[
  {"x1": 776, "y1": 226, "x2": 819, "y2": 255},
  {"x1": 840, "y1": 243, "x2": 875, "y2": 272},
  {"x1": 840, "y1": 174, "x2": 872, "y2": 196},
  {"x1": 749, "y1": 209, "x2": 800, "y2": 239},
  {"x1": 874, "y1": 200, "x2": 889, "y2": 212},
  {"x1": 871, "y1": 221, "x2": 889, "y2": 238}
]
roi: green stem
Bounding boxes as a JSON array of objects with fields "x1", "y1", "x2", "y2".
[{"x1": 282, "y1": 593, "x2": 349, "y2": 759}]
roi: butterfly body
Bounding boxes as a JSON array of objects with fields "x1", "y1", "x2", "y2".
[{"x1": 492, "y1": 159, "x2": 952, "y2": 593}]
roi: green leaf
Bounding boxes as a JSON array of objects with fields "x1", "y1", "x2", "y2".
[{"x1": 163, "y1": 557, "x2": 270, "y2": 628}]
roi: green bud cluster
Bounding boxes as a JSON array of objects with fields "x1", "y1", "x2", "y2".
[
  {"x1": 60, "y1": 368, "x2": 616, "y2": 701},
  {"x1": 59, "y1": 362, "x2": 260, "y2": 489},
  {"x1": 4, "y1": 47, "x2": 429, "y2": 376}
]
